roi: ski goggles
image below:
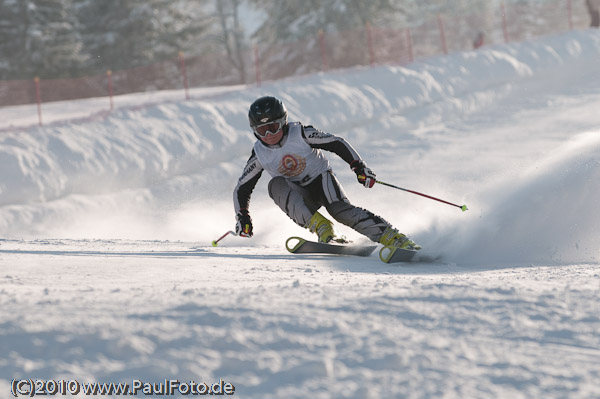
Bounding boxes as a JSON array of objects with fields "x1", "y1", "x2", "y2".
[{"x1": 253, "y1": 117, "x2": 285, "y2": 137}]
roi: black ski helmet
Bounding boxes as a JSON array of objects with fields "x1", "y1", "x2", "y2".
[{"x1": 248, "y1": 96, "x2": 288, "y2": 130}]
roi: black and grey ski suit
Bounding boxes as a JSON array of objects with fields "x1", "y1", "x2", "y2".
[{"x1": 233, "y1": 122, "x2": 391, "y2": 242}]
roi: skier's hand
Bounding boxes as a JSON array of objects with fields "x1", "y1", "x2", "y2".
[
  {"x1": 235, "y1": 209, "x2": 253, "y2": 238},
  {"x1": 350, "y1": 160, "x2": 376, "y2": 188}
]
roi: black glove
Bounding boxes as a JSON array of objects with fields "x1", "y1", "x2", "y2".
[
  {"x1": 350, "y1": 160, "x2": 376, "y2": 188},
  {"x1": 235, "y1": 209, "x2": 253, "y2": 238}
]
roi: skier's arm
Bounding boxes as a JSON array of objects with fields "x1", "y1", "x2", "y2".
[
  {"x1": 302, "y1": 125, "x2": 376, "y2": 188},
  {"x1": 233, "y1": 150, "x2": 264, "y2": 215},
  {"x1": 302, "y1": 125, "x2": 361, "y2": 164}
]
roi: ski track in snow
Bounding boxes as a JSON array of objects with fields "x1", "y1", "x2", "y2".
[{"x1": 1, "y1": 30, "x2": 600, "y2": 398}]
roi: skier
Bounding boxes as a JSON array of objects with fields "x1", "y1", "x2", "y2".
[
  {"x1": 473, "y1": 31, "x2": 485, "y2": 49},
  {"x1": 587, "y1": 0, "x2": 600, "y2": 28},
  {"x1": 233, "y1": 95, "x2": 420, "y2": 250}
]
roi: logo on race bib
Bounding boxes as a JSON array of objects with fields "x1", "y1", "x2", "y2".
[{"x1": 278, "y1": 154, "x2": 306, "y2": 178}]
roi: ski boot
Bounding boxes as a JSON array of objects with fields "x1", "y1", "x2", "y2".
[
  {"x1": 378, "y1": 226, "x2": 421, "y2": 250},
  {"x1": 307, "y1": 211, "x2": 346, "y2": 243}
]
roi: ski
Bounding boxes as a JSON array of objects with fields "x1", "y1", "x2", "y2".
[
  {"x1": 285, "y1": 237, "x2": 438, "y2": 264},
  {"x1": 378, "y1": 245, "x2": 418, "y2": 263},
  {"x1": 378, "y1": 246, "x2": 443, "y2": 264},
  {"x1": 285, "y1": 237, "x2": 377, "y2": 257}
]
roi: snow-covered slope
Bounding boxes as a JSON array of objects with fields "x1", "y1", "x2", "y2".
[
  {"x1": 2, "y1": 30, "x2": 600, "y2": 263},
  {"x1": 1, "y1": 30, "x2": 600, "y2": 399}
]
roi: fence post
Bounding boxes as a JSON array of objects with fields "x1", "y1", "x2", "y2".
[
  {"x1": 106, "y1": 70, "x2": 114, "y2": 111},
  {"x1": 366, "y1": 22, "x2": 375, "y2": 66},
  {"x1": 501, "y1": 1, "x2": 510, "y2": 43},
  {"x1": 178, "y1": 51, "x2": 190, "y2": 100},
  {"x1": 406, "y1": 27, "x2": 414, "y2": 64},
  {"x1": 34, "y1": 77, "x2": 42, "y2": 126},
  {"x1": 253, "y1": 44, "x2": 261, "y2": 86},
  {"x1": 437, "y1": 15, "x2": 448, "y2": 54},
  {"x1": 318, "y1": 30, "x2": 328, "y2": 71},
  {"x1": 567, "y1": 0, "x2": 573, "y2": 30}
]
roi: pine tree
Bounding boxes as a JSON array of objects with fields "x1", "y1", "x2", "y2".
[
  {"x1": 0, "y1": 0, "x2": 22, "y2": 79},
  {"x1": 246, "y1": 0, "x2": 409, "y2": 79},
  {"x1": 0, "y1": 0, "x2": 88, "y2": 79},
  {"x1": 75, "y1": 0, "x2": 211, "y2": 72},
  {"x1": 214, "y1": 0, "x2": 249, "y2": 83},
  {"x1": 249, "y1": 0, "x2": 408, "y2": 43}
]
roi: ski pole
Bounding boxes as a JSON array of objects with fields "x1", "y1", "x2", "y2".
[
  {"x1": 211, "y1": 230, "x2": 236, "y2": 247},
  {"x1": 360, "y1": 176, "x2": 468, "y2": 211}
]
